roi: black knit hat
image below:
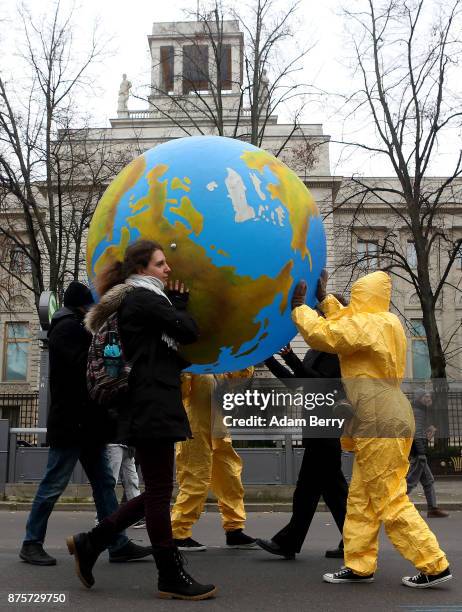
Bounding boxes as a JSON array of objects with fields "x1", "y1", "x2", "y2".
[{"x1": 63, "y1": 281, "x2": 94, "y2": 308}]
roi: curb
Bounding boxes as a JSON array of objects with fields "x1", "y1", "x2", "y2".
[{"x1": 1, "y1": 501, "x2": 461, "y2": 512}]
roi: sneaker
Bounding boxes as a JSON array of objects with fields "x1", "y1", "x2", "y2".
[
  {"x1": 323, "y1": 567, "x2": 375, "y2": 584},
  {"x1": 132, "y1": 519, "x2": 146, "y2": 529},
  {"x1": 226, "y1": 529, "x2": 258, "y2": 549},
  {"x1": 402, "y1": 566, "x2": 452, "y2": 589},
  {"x1": 256, "y1": 538, "x2": 295, "y2": 559},
  {"x1": 427, "y1": 507, "x2": 450, "y2": 518},
  {"x1": 109, "y1": 540, "x2": 153, "y2": 562},
  {"x1": 173, "y1": 538, "x2": 207, "y2": 552},
  {"x1": 19, "y1": 542, "x2": 56, "y2": 566}
]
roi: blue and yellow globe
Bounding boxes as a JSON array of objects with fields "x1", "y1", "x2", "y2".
[{"x1": 86, "y1": 135, "x2": 326, "y2": 373}]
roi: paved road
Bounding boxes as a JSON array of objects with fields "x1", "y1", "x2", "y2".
[{"x1": 0, "y1": 511, "x2": 460, "y2": 612}]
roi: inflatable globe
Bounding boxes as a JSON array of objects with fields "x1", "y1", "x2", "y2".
[{"x1": 86, "y1": 135, "x2": 326, "y2": 373}]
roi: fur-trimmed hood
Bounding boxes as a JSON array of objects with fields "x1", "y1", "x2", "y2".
[{"x1": 85, "y1": 284, "x2": 134, "y2": 333}]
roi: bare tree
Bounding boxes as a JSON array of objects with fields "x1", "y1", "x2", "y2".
[
  {"x1": 333, "y1": 0, "x2": 462, "y2": 381},
  {"x1": 144, "y1": 0, "x2": 315, "y2": 157},
  {"x1": 0, "y1": 2, "x2": 130, "y2": 309}
]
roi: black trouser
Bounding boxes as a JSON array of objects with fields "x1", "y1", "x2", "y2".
[
  {"x1": 89, "y1": 441, "x2": 175, "y2": 551},
  {"x1": 272, "y1": 438, "x2": 348, "y2": 553}
]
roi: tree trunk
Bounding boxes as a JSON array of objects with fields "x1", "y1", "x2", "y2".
[{"x1": 419, "y1": 277, "x2": 449, "y2": 448}]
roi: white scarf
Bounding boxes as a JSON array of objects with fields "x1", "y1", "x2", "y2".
[{"x1": 126, "y1": 274, "x2": 178, "y2": 350}]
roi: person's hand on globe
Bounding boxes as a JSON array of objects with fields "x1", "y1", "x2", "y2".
[
  {"x1": 279, "y1": 343, "x2": 293, "y2": 356},
  {"x1": 168, "y1": 279, "x2": 188, "y2": 294},
  {"x1": 168, "y1": 279, "x2": 190, "y2": 309},
  {"x1": 316, "y1": 269, "x2": 328, "y2": 303},
  {"x1": 291, "y1": 281, "x2": 307, "y2": 310}
]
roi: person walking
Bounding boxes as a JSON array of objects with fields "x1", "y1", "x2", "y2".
[
  {"x1": 97, "y1": 444, "x2": 145, "y2": 529},
  {"x1": 258, "y1": 334, "x2": 348, "y2": 560},
  {"x1": 291, "y1": 270, "x2": 452, "y2": 588},
  {"x1": 19, "y1": 281, "x2": 150, "y2": 566},
  {"x1": 66, "y1": 240, "x2": 216, "y2": 600},
  {"x1": 171, "y1": 370, "x2": 257, "y2": 551},
  {"x1": 407, "y1": 390, "x2": 449, "y2": 518}
]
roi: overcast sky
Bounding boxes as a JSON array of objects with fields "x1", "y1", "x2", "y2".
[{"x1": 1, "y1": 0, "x2": 459, "y2": 177}]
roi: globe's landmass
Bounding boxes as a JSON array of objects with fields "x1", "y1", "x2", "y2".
[{"x1": 86, "y1": 135, "x2": 326, "y2": 373}]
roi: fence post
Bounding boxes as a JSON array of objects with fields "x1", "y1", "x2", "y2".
[
  {"x1": 0, "y1": 419, "x2": 9, "y2": 498},
  {"x1": 37, "y1": 330, "x2": 49, "y2": 446}
]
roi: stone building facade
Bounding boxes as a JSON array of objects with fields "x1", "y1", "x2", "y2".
[{"x1": 0, "y1": 19, "x2": 461, "y2": 429}]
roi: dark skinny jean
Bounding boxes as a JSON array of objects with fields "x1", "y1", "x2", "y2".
[{"x1": 89, "y1": 441, "x2": 175, "y2": 551}]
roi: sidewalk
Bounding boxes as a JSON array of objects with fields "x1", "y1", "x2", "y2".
[{"x1": 2, "y1": 478, "x2": 461, "y2": 511}]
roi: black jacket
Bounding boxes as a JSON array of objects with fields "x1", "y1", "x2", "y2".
[
  {"x1": 86, "y1": 284, "x2": 199, "y2": 444},
  {"x1": 265, "y1": 349, "x2": 345, "y2": 443},
  {"x1": 46, "y1": 307, "x2": 111, "y2": 447}
]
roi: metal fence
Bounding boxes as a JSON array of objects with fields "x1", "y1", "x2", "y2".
[
  {"x1": 0, "y1": 393, "x2": 39, "y2": 446},
  {"x1": 0, "y1": 389, "x2": 461, "y2": 447},
  {"x1": 0, "y1": 389, "x2": 461, "y2": 488},
  {"x1": 447, "y1": 391, "x2": 462, "y2": 447}
]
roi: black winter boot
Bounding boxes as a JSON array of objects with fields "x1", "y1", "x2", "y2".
[
  {"x1": 66, "y1": 532, "x2": 103, "y2": 588},
  {"x1": 154, "y1": 547, "x2": 216, "y2": 600}
]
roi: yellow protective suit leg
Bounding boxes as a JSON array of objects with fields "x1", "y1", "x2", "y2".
[
  {"x1": 343, "y1": 457, "x2": 381, "y2": 573},
  {"x1": 344, "y1": 437, "x2": 449, "y2": 576},
  {"x1": 210, "y1": 438, "x2": 246, "y2": 532},
  {"x1": 171, "y1": 429, "x2": 213, "y2": 539}
]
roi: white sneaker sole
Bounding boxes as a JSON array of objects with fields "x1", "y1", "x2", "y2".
[
  {"x1": 226, "y1": 543, "x2": 259, "y2": 549},
  {"x1": 402, "y1": 574, "x2": 453, "y2": 588},
  {"x1": 177, "y1": 546, "x2": 207, "y2": 552},
  {"x1": 323, "y1": 574, "x2": 374, "y2": 584}
]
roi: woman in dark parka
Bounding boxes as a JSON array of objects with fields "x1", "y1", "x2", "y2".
[{"x1": 67, "y1": 239, "x2": 216, "y2": 601}]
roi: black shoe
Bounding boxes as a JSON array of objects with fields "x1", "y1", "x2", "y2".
[
  {"x1": 66, "y1": 532, "x2": 100, "y2": 588},
  {"x1": 19, "y1": 542, "x2": 56, "y2": 566},
  {"x1": 226, "y1": 529, "x2": 258, "y2": 549},
  {"x1": 325, "y1": 547, "x2": 344, "y2": 559},
  {"x1": 256, "y1": 538, "x2": 295, "y2": 560},
  {"x1": 427, "y1": 507, "x2": 450, "y2": 518},
  {"x1": 109, "y1": 540, "x2": 153, "y2": 563},
  {"x1": 173, "y1": 537, "x2": 207, "y2": 552},
  {"x1": 323, "y1": 567, "x2": 374, "y2": 583},
  {"x1": 154, "y1": 547, "x2": 216, "y2": 600},
  {"x1": 325, "y1": 540, "x2": 344, "y2": 559},
  {"x1": 402, "y1": 566, "x2": 452, "y2": 589}
]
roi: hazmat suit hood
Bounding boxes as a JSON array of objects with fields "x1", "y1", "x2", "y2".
[{"x1": 349, "y1": 271, "x2": 391, "y2": 315}]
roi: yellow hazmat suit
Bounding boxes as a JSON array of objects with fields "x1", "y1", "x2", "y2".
[
  {"x1": 292, "y1": 271, "x2": 448, "y2": 576},
  {"x1": 171, "y1": 369, "x2": 253, "y2": 538}
]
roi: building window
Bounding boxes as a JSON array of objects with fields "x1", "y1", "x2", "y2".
[
  {"x1": 410, "y1": 319, "x2": 431, "y2": 380},
  {"x1": 9, "y1": 247, "x2": 31, "y2": 273},
  {"x1": 219, "y1": 44, "x2": 232, "y2": 90},
  {"x1": 357, "y1": 240, "x2": 378, "y2": 270},
  {"x1": 3, "y1": 322, "x2": 30, "y2": 381},
  {"x1": 183, "y1": 45, "x2": 209, "y2": 93},
  {"x1": 407, "y1": 241, "x2": 417, "y2": 268},
  {"x1": 457, "y1": 244, "x2": 462, "y2": 270},
  {"x1": 160, "y1": 45, "x2": 174, "y2": 92}
]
